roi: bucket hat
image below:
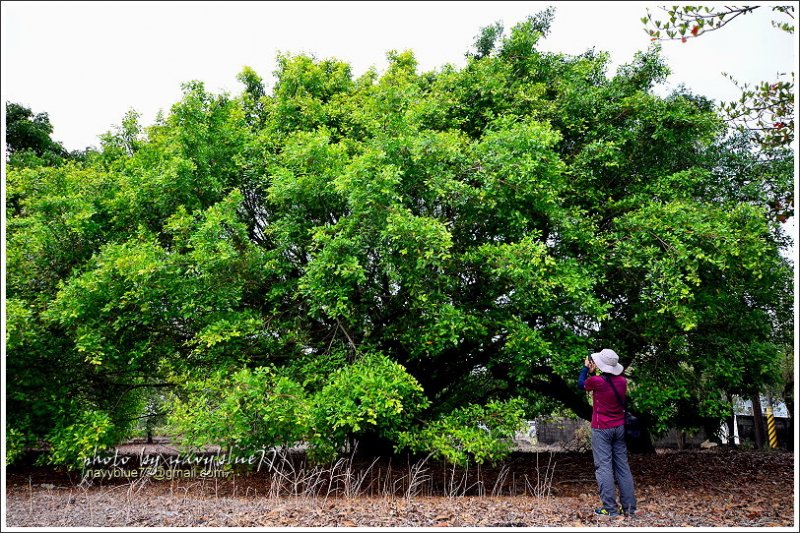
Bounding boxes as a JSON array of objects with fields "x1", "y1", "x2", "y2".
[{"x1": 590, "y1": 348, "x2": 624, "y2": 375}]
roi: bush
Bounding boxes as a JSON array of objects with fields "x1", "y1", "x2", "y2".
[
  {"x1": 47, "y1": 410, "x2": 120, "y2": 469},
  {"x1": 397, "y1": 398, "x2": 526, "y2": 465},
  {"x1": 307, "y1": 352, "x2": 429, "y2": 462},
  {"x1": 167, "y1": 367, "x2": 309, "y2": 454},
  {"x1": 5, "y1": 427, "x2": 28, "y2": 466}
]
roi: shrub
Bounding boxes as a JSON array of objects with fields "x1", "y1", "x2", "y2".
[
  {"x1": 397, "y1": 398, "x2": 527, "y2": 465},
  {"x1": 47, "y1": 410, "x2": 119, "y2": 469},
  {"x1": 5, "y1": 427, "x2": 28, "y2": 466},
  {"x1": 167, "y1": 366, "x2": 309, "y2": 454},
  {"x1": 307, "y1": 352, "x2": 429, "y2": 462}
]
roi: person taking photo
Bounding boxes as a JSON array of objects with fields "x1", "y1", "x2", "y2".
[{"x1": 578, "y1": 348, "x2": 637, "y2": 518}]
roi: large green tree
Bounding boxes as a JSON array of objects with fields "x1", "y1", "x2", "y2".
[{"x1": 5, "y1": 11, "x2": 793, "y2": 466}]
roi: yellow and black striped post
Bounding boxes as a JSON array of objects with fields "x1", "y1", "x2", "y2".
[{"x1": 765, "y1": 406, "x2": 778, "y2": 449}]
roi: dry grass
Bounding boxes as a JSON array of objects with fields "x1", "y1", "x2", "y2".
[{"x1": 5, "y1": 449, "x2": 794, "y2": 528}]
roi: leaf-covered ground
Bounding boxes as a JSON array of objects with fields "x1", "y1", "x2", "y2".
[{"x1": 5, "y1": 449, "x2": 794, "y2": 527}]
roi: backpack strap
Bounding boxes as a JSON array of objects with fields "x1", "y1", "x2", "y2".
[{"x1": 602, "y1": 375, "x2": 626, "y2": 409}]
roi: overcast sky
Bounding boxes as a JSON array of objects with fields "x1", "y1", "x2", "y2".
[{"x1": 1, "y1": 1, "x2": 797, "y2": 246}]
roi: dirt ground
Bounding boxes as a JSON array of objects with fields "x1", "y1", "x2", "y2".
[{"x1": 4, "y1": 448, "x2": 795, "y2": 528}]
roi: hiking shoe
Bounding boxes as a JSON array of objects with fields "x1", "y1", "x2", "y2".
[{"x1": 594, "y1": 508, "x2": 620, "y2": 517}]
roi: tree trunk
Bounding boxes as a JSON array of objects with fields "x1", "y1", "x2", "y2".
[
  {"x1": 783, "y1": 380, "x2": 794, "y2": 421},
  {"x1": 751, "y1": 394, "x2": 764, "y2": 449}
]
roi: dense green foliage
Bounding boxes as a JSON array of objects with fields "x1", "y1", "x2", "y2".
[
  {"x1": 167, "y1": 366, "x2": 308, "y2": 455},
  {"x1": 5, "y1": 12, "x2": 793, "y2": 467}
]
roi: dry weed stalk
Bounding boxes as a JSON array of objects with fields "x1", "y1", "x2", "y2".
[
  {"x1": 404, "y1": 454, "x2": 432, "y2": 501},
  {"x1": 65, "y1": 446, "x2": 559, "y2": 508},
  {"x1": 380, "y1": 461, "x2": 394, "y2": 499},
  {"x1": 125, "y1": 475, "x2": 150, "y2": 521},
  {"x1": 27, "y1": 476, "x2": 33, "y2": 516},
  {"x1": 180, "y1": 481, "x2": 200, "y2": 505},
  {"x1": 349, "y1": 457, "x2": 379, "y2": 498},
  {"x1": 444, "y1": 462, "x2": 469, "y2": 498},
  {"x1": 475, "y1": 463, "x2": 485, "y2": 497},
  {"x1": 491, "y1": 463, "x2": 511, "y2": 497},
  {"x1": 524, "y1": 451, "x2": 556, "y2": 508},
  {"x1": 304, "y1": 465, "x2": 327, "y2": 500}
]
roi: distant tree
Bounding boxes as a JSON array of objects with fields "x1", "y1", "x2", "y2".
[
  {"x1": 643, "y1": 5, "x2": 795, "y2": 150},
  {"x1": 5, "y1": 102, "x2": 67, "y2": 165}
]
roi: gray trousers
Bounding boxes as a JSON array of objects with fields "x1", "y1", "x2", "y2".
[{"x1": 591, "y1": 425, "x2": 637, "y2": 516}]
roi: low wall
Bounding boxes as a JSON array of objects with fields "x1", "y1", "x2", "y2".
[{"x1": 516, "y1": 415, "x2": 794, "y2": 451}]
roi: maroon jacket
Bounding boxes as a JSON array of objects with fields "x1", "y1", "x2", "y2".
[{"x1": 579, "y1": 366, "x2": 626, "y2": 429}]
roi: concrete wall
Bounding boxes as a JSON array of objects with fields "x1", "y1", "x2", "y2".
[{"x1": 518, "y1": 415, "x2": 794, "y2": 450}]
